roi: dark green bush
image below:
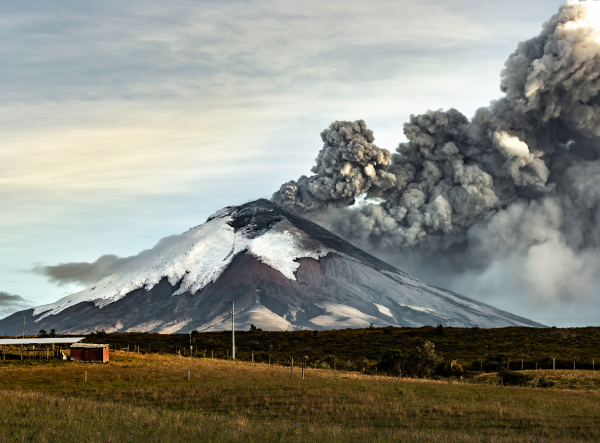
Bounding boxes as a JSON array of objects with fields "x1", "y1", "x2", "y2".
[
  {"x1": 434, "y1": 360, "x2": 452, "y2": 377},
  {"x1": 403, "y1": 341, "x2": 442, "y2": 378},
  {"x1": 505, "y1": 371, "x2": 533, "y2": 386},
  {"x1": 538, "y1": 377, "x2": 555, "y2": 388},
  {"x1": 498, "y1": 369, "x2": 533, "y2": 386},
  {"x1": 376, "y1": 349, "x2": 403, "y2": 374}
]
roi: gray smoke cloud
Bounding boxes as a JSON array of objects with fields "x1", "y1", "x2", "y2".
[
  {"x1": 33, "y1": 234, "x2": 183, "y2": 286},
  {"x1": 275, "y1": 120, "x2": 395, "y2": 211},
  {"x1": 273, "y1": 1, "x2": 600, "y2": 322},
  {"x1": 33, "y1": 255, "x2": 134, "y2": 286},
  {"x1": 0, "y1": 291, "x2": 32, "y2": 319}
]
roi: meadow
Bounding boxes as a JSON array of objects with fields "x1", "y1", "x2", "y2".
[{"x1": 1, "y1": 351, "x2": 600, "y2": 442}]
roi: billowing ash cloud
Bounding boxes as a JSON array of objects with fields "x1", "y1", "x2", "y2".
[
  {"x1": 0, "y1": 291, "x2": 32, "y2": 318},
  {"x1": 273, "y1": 1, "x2": 600, "y2": 319},
  {"x1": 275, "y1": 120, "x2": 395, "y2": 211}
]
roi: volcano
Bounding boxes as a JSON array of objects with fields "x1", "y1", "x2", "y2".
[{"x1": 0, "y1": 199, "x2": 542, "y2": 335}]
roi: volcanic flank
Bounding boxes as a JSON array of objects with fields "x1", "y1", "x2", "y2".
[{"x1": 0, "y1": 200, "x2": 541, "y2": 335}]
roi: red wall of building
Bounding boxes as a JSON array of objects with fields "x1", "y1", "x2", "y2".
[{"x1": 70, "y1": 347, "x2": 109, "y2": 363}]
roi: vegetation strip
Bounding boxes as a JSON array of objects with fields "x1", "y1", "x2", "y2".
[{"x1": 72, "y1": 326, "x2": 600, "y2": 372}]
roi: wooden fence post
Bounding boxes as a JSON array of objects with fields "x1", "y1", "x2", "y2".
[
  {"x1": 553, "y1": 358, "x2": 555, "y2": 370},
  {"x1": 187, "y1": 370, "x2": 190, "y2": 381},
  {"x1": 252, "y1": 352, "x2": 254, "y2": 363},
  {"x1": 302, "y1": 362, "x2": 305, "y2": 379},
  {"x1": 291, "y1": 357, "x2": 294, "y2": 380},
  {"x1": 84, "y1": 371, "x2": 87, "y2": 383}
]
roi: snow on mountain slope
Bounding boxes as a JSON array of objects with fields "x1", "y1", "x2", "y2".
[
  {"x1": 0, "y1": 199, "x2": 543, "y2": 335},
  {"x1": 34, "y1": 209, "x2": 332, "y2": 320}
]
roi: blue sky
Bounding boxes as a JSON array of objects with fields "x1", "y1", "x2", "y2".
[{"x1": 3, "y1": 0, "x2": 582, "y2": 324}]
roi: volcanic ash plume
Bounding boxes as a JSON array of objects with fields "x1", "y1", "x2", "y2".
[{"x1": 272, "y1": 1, "x2": 600, "y2": 311}]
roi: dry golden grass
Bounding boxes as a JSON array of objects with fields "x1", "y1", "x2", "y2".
[
  {"x1": 473, "y1": 368, "x2": 600, "y2": 390},
  {"x1": 1, "y1": 351, "x2": 600, "y2": 442}
]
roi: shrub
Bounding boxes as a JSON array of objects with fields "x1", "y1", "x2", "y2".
[
  {"x1": 538, "y1": 377, "x2": 555, "y2": 388},
  {"x1": 311, "y1": 360, "x2": 330, "y2": 369},
  {"x1": 434, "y1": 360, "x2": 452, "y2": 378},
  {"x1": 497, "y1": 368, "x2": 533, "y2": 386},
  {"x1": 322, "y1": 354, "x2": 337, "y2": 369},
  {"x1": 376, "y1": 349, "x2": 403, "y2": 374},
  {"x1": 451, "y1": 361, "x2": 464, "y2": 377},
  {"x1": 436, "y1": 360, "x2": 464, "y2": 378},
  {"x1": 403, "y1": 341, "x2": 442, "y2": 378},
  {"x1": 90, "y1": 329, "x2": 107, "y2": 339},
  {"x1": 504, "y1": 371, "x2": 532, "y2": 386}
]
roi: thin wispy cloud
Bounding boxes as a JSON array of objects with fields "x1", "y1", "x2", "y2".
[{"x1": 0, "y1": 291, "x2": 32, "y2": 319}]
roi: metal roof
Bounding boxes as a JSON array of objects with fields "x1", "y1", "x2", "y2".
[
  {"x1": 0, "y1": 337, "x2": 85, "y2": 345},
  {"x1": 70, "y1": 343, "x2": 108, "y2": 349}
]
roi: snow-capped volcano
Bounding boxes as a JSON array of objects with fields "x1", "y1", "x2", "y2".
[{"x1": 0, "y1": 199, "x2": 542, "y2": 335}]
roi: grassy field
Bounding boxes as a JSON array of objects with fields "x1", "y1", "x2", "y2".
[{"x1": 1, "y1": 351, "x2": 600, "y2": 442}]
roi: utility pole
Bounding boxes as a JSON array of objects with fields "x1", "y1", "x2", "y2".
[
  {"x1": 21, "y1": 317, "x2": 24, "y2": 361},
  {"x1": 189, "y1": 325, "x2": 193, "y2": 356},
  {"x1": 229, "y1": 301, "x2": 235, "y2": 360}
]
